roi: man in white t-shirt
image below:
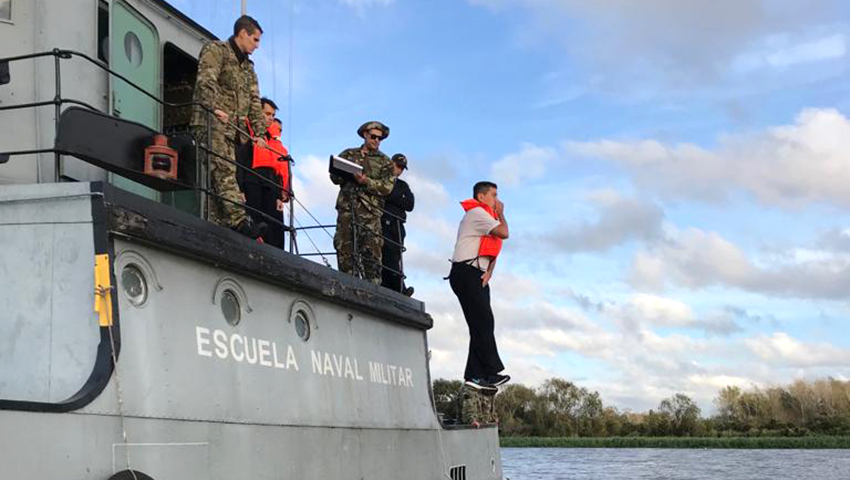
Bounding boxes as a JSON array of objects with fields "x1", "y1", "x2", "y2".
[{"x1": 449, "y1": 181, "x2": 510, "y2": 392}]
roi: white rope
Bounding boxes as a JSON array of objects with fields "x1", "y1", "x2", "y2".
[{"x1": 106, "y1": 319, "x2": 139, "y2": 480}]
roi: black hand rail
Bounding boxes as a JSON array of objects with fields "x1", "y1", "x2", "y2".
[{"x1": 0, "y1": 48, "x2": 412, "y2": 293}]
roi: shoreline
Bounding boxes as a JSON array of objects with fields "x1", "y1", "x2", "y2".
[{"x1": 500, "y1": 436, "x2": 850, "y2": 449}]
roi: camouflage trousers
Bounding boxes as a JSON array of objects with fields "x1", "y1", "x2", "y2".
[
  {"x1": 197, "y1": 127, "x2": 247, "y2": 228},
  {"x1": 462, "y1": 384, "x2": 497, "y2": 426},
  {"x1": 334, "y1": 203, "x2": 384, "y2": 284}
]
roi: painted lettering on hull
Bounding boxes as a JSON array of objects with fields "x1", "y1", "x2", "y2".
[
  {"x1": 369, "y1": 361, "x2": 413, "y2": 388},
  {"x1": 311, "y1": 350, "x2": 364, "y2": 380},
  {"x1": 196, "y1": 327, "x2": 299, "y2": 371},
  {"x1": 195, "y1": 327, "x2": 413, "y2": 388}
]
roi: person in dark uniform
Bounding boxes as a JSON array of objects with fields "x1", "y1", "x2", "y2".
[{"x1": 381, "y1": 154, "x2": 415, "y2": 295}]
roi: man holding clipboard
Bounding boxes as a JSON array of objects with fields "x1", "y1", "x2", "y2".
[{"x1": 330, "y1": 121, "x2": 395, "y2": 284}]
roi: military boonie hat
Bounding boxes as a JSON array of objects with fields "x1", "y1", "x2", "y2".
[
  {"x1": 391, "y1": 153, "x2": 408, "y2": 170},
  {"x1": 357, "y1": 121, "x2": 390, "y2": 140}
]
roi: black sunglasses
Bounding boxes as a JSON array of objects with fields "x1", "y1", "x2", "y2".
[{"x1": 367, "y1": 133, "x2": 383, "y2": 141}]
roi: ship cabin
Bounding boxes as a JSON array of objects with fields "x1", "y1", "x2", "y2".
[{"x1": 0, "y1": 0, "x2": 214, "y2": 213}]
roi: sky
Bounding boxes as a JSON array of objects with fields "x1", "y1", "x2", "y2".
[{"x1": 174, "y1": 0, "x2": 850, "y2": 413}]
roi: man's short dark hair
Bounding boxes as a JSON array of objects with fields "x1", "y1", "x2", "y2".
[
  {"x1": 273, "y1": 118, "x2": 282, "y2": 125},
  {"x1": 234, "y1": 15, "x2": 263, "y2": 36},
  {"x1": 260, "y1": 97, "x2": 278, "y2": 111},
  {"x1": 473, "y1": 181, "x2": 498, "y2": 199}
]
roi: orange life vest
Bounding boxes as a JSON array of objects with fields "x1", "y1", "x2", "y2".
[
  {"x1": 246, "y1": 120, "x2": 290, "y2": 194},
  {"x1": 460, "y1": 199, "x2": 503, "y2": 259}
]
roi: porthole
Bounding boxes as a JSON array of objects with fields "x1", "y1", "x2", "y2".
[
  {"x1": 289, "y1": 300, "x2": 317, "y2": 342},
  {"x1": 121, "y1": 264, "x2": 148, "y2": 306},
  {"x1": 294, "y1": 310, "x2": 310, "y2": 341},
  {"x1": 220, "y1": 289, "x2": 241, "y2": 326},
  {"x1": 124, "y1": 31, "x2": 143, "y2": 67}
]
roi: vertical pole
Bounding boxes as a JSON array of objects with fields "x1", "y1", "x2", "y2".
[
  {"x1": 204, "y1": 112, "x2": 212, "y2": 220},
  {"x1": 288, "y1": 163, "x2": 295, "y2": 253},
  {"x1": 53, "y1": 50, "x2": 62, "y2": 182},
  {"x1": 242, "y1": 0, "x2": 247, "y2": 15},
  {"x1": 397, "y1": 219, "x2": 405, "y2": 292},
  {"x1": 350, "y1": 198, "x2": 361, "y2": 278}
]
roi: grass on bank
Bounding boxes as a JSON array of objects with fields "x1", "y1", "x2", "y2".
[{"x1": 500, "y1": 436, "x2": 850, "y2": 449}]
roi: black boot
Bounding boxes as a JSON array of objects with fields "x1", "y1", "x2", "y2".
[{"x1": 234, "y1": 217, "x2": 267, "y2": 239}]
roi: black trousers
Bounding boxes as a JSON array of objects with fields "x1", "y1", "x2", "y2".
[
  {"x1": 381, "y1": 218, "x2": 405, "y2": 291},
  {"x1": 449, "y1": 262, "x2": 504, "y2": 381},
  {"x1": 244, "y1": 175, "x2": 284, "y2": 248}
]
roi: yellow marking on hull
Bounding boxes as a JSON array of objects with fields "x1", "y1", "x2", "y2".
[{"x1": 94, "y1": 253, "x2": 114, "y2": 327}]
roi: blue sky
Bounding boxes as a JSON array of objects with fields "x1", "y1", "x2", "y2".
[{"x1": 175, "y1": 0, "x2": 850, "y2": 412}]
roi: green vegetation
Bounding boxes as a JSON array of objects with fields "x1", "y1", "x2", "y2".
[
  {"x1": 433, "y1": 377, "x2": 850, "y2": 443},
  {"x1": 500, "y1": 436, "x2": 850, "y2": 449}
]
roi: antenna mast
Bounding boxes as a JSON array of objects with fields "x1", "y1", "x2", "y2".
[{"x1": 241, "y1": 0, "x2": 247, "y2": 15}]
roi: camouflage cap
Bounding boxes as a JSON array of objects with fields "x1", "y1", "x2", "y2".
[
  {"x1": 391, "y1": 153, "x2": 408, "y2": 170},
  {"x1": 357, "y1": 121, "x2": 390, "y2": 140}
]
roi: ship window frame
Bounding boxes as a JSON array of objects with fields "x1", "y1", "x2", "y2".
[
  {"x1": 120, "y1": 263, "x2": 149, "y2": 307},
  {"x1": 97, "y1": 0, "x2": 109, "y2": 64},
  {"x1": 220, "y1": 289, "x2": 241, "y2": 326},
  {"x1": 0, "y1": 0, "x2": 12, "y2": 24},
  {"x1": 294, "y1": 310, "x2": 310, "y2": 341},
  {"x1": 288, "y1": 300, "x2": 317, "y2": 343},
  {"x1": 212, "y1": 277, "x2": 252, "y2": 327}
]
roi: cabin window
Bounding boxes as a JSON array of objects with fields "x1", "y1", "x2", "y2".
[
  {"x1": 0, "y1": 0, "x2": 11, "y2": 22},
  {"x1": 97, "y1": 0, "x2": 109, "y2": 63},
  {"x1": 124, "y1": 31, "x2": 144, "y2": 67}
]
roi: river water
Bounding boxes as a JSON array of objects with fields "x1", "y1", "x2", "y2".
[{"x1": 500, "y1": 447, "x2": 850, "y2": 480}]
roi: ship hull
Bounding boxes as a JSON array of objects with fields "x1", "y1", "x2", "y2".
[{"x1": 0, "y1": 182, "x2": 503, "y2": 480}]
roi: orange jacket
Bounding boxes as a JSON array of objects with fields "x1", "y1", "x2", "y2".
[
  {"x1": 460, "y1": 199, "x2": 503, "y2": 259},
  {"x1": 247, "y1": 120, "x2": 290, "y2": 195}
]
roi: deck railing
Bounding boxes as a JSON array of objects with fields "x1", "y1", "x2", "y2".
[{"x1": 0, "y1": 48, "x2": 408, "y2": 292}]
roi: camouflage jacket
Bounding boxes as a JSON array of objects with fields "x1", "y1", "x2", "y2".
[
  {"x1": 332, "y1": 146, "x2": 395, "y2": 215},
  {"x1": 192, "y1": 38, "x2": 265, "y2": 141}
]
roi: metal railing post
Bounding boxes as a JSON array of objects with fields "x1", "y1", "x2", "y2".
[
  {"x1": 53, "y1": 49, "x2": 62, "y2": 182},
  {"x1": 350, "y1": 197, "x2": 362, "y2": 278},
  {"x1": 288, "y1": 167, "x2": 296, "y2": 253},
  {"x1": 203, "y1": 112, "x2": 212, "y2": 221}
]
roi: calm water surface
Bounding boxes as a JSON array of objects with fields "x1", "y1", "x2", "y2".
[{"x1": 501, "y1": 447, "x2": 850, "y2": 480}]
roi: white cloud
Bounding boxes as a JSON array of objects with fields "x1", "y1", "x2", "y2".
[
  {"x1": 338, "y1": 0, "x2": 393, "y2": 6},
  {"x1": 746, "y1": 333, "x2": 850, "y2": 367},
  {"x1": 543, "y1": 191, "x2": 664, "y2": 253},
  {"x1": 627, "y1": 226, "x2": 850, "y2": 300},
  {"x1": 569, "y1": 108, "x2": 850, "y2": 209},
  {"x1": 766, "y1": 33, "x2": 847, "y2": 68},
  {"x1": 627, "y1": 294, "x2": 695, "y2": 327},
  {"x1": 490, "y1": 143, "x2": 557, "y2": 187},
  {"x1": 470, "y1": 0, "x2": 845, "y2": 86},
  {"x1": 291, "y1": 154, "x2": 339, "y2": 222}
]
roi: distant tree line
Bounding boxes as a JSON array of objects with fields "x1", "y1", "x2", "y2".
[{"x1": 432, "y1": 377, "x2": 850, "y2": 437}]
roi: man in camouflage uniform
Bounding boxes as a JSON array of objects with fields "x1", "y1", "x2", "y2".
[
  {"x1": 462, "y1": 384, "x2": 498, "y2": 426},
  {"x1": 193, "y1": 15, "x2": 267, "y2": 238},
  {"x1": 331, "y1": 121, "x2": 395, "y2": 284}
]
